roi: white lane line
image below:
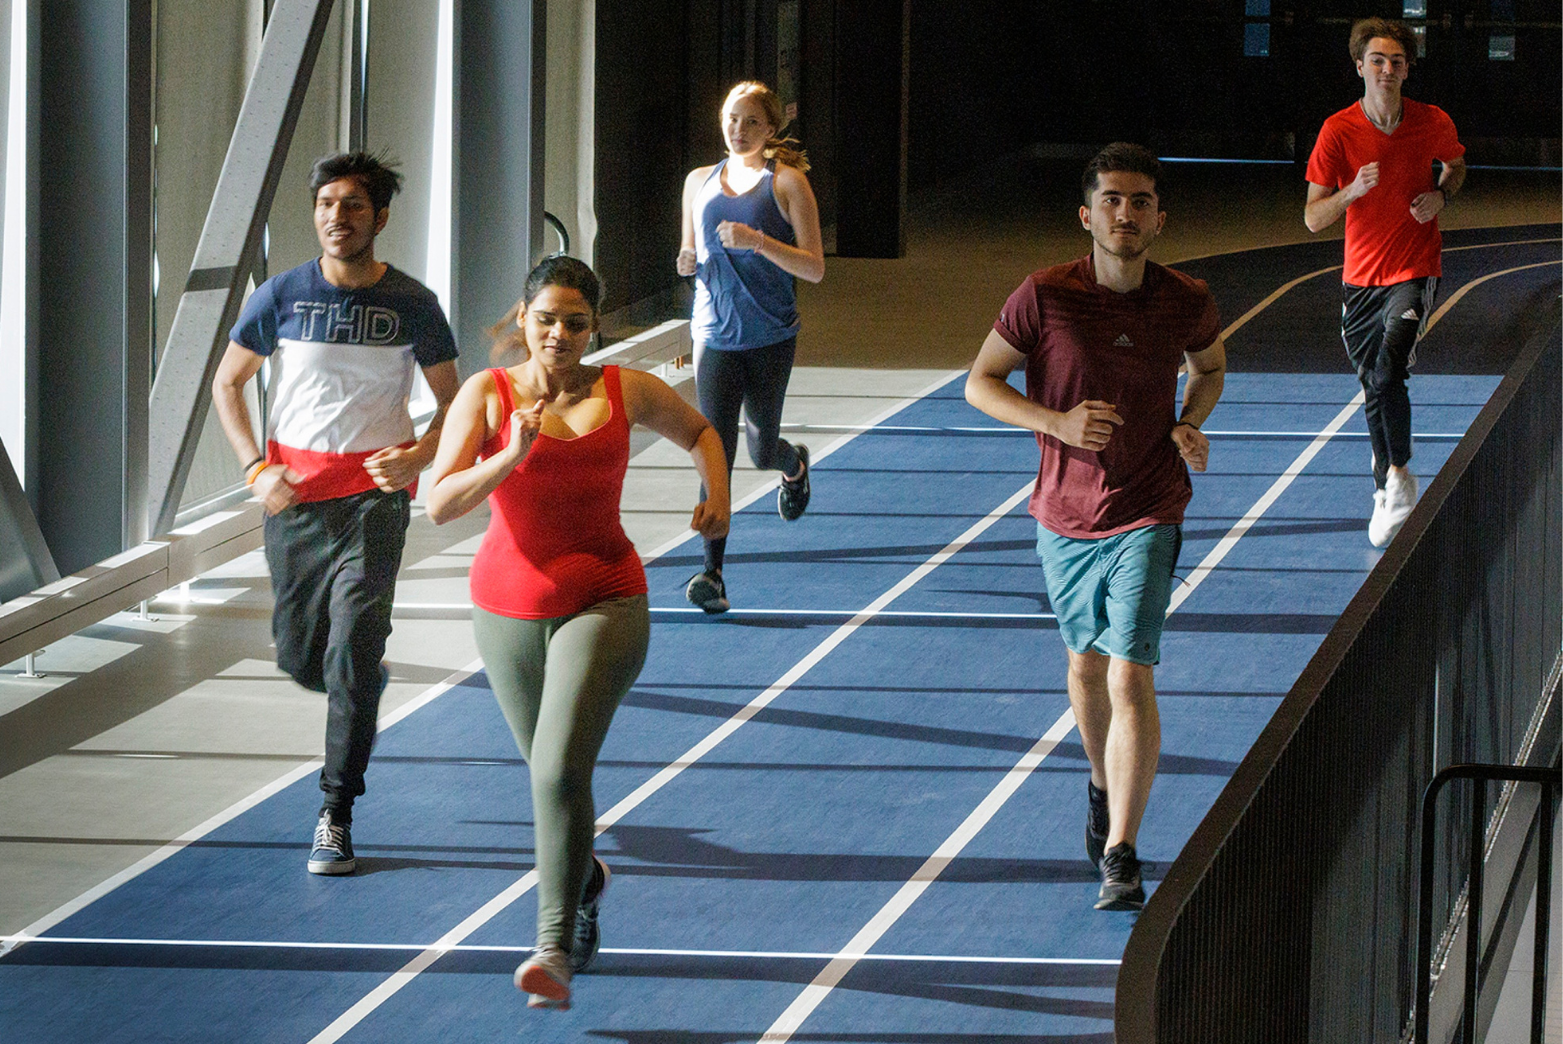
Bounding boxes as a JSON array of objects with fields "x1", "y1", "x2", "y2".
[
  {"x1": 777, "y1": 424, "x2": 1465, "y2": 438},
  {"x1": 1166, "y1": 392, "x2": 1363, "y2": 615},
  {"x1": 305, "y1": 480, "x2": 1038, "y2": 1043},
  {"x1": 0, "y1": 935, "x2": 1118, "y2": 965},
  {"x1": 638, "y1": 370, "x2": 965, "y2": 564},
  {"x1": 759, "y1": 711, "x2": 1078, "y2": 1043},
  {"x1": 0, "y1": 659, "x2": 485, "y2": 960},
  {"x1": 392, "y1": 605, "x2": 1058, "y2": 620},
  {"x1": 650, "y1": 608, "x2": 1057, "y2": 620},
  {"x1": 757, "y1": 393, "x2": 1369, "y2": 1043}
]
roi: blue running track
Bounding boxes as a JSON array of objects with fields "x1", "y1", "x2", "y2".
[{"x1": 0, "y1": 227, "x2": 1554, "y2": 1043}]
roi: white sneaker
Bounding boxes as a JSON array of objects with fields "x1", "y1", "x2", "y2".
[
  {"x1": 516, "y1": 945, "x2": 572, "y2": 1009},
  {"x1": 1368, "y1": 471, "x2": 1418, "y2": 547},
  {"x1": 1368, "y1": 489, "x2": 1393, "y2": 547}
]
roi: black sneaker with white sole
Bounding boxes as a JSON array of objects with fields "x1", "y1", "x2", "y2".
[
  {"x1": 570, "y1": 855, "x2": 611, "y2": 972},
  {"x1": 1095, "y1": 842, "x2": 1144, "y2": 911},
  {"x1": 778, "y1": 445, "x2": 811, "y2": 521},
  {"x1": 685, "y1": 571, "x2": 730, "y2": 614},
  {"x1": 1086, "y1": 781, "x2": 1109, "y2": 871}
]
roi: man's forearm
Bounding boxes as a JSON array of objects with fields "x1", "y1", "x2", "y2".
[
  {"x1": 211, "y1": 381, "x2": 262, "y2": 465},
  {"x1": 965, "y1": 373, "x2": 1060, "y2": 439},
  {"x1": 1179, "y1": 367, "x2": 1225, "y2": 429},
  {"x1": 1438, "y1": 160, "x2": 1466, "y2": 199},
  {"x1": 1304, "y1": 189, "x2": 1351, "y2": 233}
]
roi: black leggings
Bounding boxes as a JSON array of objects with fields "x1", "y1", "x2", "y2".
[{"x1": 695, "y1": 336, "x2": 802, "y2": 574}]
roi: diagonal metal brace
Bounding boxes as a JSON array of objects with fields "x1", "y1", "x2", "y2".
[
  {"x1": 0, "y1": 435, "x2": 59, "y2": 603},
  {"x1": 146, "y1": 0, "x2": 337, "y2": 537}
]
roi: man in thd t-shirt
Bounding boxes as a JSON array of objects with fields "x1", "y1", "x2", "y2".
[
  {"x1": 211, "y1": 152, "x2": 460, "y2": 875},
  {"x1": 965, "y1": 142, "x2": 1227, "y2": 912},
  {"x1": 1305, "y1": 16, "x2": 1465, "y2": 547}
]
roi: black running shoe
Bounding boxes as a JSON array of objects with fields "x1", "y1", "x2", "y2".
[
  {"x1": 778, "y1": 445, "x2": 811, "y2": 521},
  {"x1": 1095, "y1": 842, "x2": 1145, "y2": 911},
  {"x1": 1086, "y1": 781, "x2": 1110, "y2": 871},
  {"x1": 569, "y1": 855, "x2": 611, "y2": 972},
  {"x1": 685, "y1": 571, "x2": 729, "y2": 614}
]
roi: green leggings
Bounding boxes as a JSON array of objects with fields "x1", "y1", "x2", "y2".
[{"x1": 473, "y1": 595, "x2": 649, "y2": 950}]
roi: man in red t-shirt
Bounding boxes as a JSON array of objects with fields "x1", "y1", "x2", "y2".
[
  {"x1": 966, "y1": 143, "x2": 1226, "y2": 911},
  {"x1": 1305, "y1": 17, "x2": 1466, "y2": 547}
]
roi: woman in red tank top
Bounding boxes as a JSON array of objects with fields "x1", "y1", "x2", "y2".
[{"x1": 426, "y1": 257, "x2": 729, "y2": 1010}]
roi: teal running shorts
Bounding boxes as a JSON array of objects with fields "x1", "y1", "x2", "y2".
[{"x1": 1035, "y1": 522, "x2": 1182, "y2": 666}]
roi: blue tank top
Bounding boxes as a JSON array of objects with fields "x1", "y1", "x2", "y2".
[{"x1": 691, "y1": 159, "x2": 800, "y2": 351}]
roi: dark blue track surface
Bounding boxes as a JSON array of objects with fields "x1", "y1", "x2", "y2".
[{"x1": 1, "y1": 228, "x2": 1551, "y2": 1043}]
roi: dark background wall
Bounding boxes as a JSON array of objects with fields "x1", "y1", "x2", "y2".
[{"x1": 593, "y1": 0, "x2": 1560, "y2": 314}]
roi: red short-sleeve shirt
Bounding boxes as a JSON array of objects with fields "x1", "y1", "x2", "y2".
[
  {"x1": 1306, "y1": 99, "x2": 1464, "y2": 286},
  {"x1": 994, "y1": 256, "x2": 1222, "y2": 539}
]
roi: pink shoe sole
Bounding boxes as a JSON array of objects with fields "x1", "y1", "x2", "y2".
[{"x1": 516, "y1": 962, "x2": 571, "y2": 1009}]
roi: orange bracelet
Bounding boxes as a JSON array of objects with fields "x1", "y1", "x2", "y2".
[{"x1": 244, "y1": 459, "x2": 269, "y2": 486}]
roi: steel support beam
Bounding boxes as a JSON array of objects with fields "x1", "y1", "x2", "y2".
[
  {"x1": 33, "y1": 1, "x2": 153, "y2": 574},
  {"x1": 0, "y1": 433, "x2": 57, "y2": 603},
  {"x1": 146, "y1": 0, "x2": 338, "y2": 537},
  {"x1": 453, "y1": 0, "x2": 546, "y2": 378}
]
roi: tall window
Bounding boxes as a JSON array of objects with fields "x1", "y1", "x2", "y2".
[
  {"x1": 1244, "y1": 0, "x2": 1271, "y2": 58},
  {"x1": 1489, "y1": 0, "x2": 1516, "y2": 60}
]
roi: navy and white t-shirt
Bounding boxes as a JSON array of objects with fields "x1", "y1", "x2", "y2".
[{"x1": 230, "y1": 259, "x2": 458, "y2": 503}]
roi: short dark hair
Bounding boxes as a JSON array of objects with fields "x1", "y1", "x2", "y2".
[
  {"x1": 309, "y1": 151, "x2": 403, "y2": 212},
  {"x1": 1081, "y1": 142, "x2": 1163, "y2": 206},
  {"x1": 1349, "y1": 17, "x2": 1416, "y2": 66}
]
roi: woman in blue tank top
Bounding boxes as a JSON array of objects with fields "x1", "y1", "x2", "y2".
[{"x1": 677, "y1": 80, "x2": 825, "y2": 613}]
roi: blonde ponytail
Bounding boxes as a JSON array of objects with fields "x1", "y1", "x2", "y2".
[{"x1": 725, "y1": 81, "x2": 810, "y2": 173}]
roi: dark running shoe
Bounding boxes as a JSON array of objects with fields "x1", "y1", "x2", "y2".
[
  {"x1": 308, "y1": 813, "x2": 356, "y2": 875},
  {"x1": 1095, "y1": 842, "x2": 1145, "y2": 911},
  {"x1": 1086, "y1": 781, "x2": 1110, "y2": 871},
  {"x1": 685, "y1": 571, "x2": 729, "y2": 614},
  {"x1": 569, "y1": 855, "x2": 612, "y2": 972},
  {"x1": 778, "y1": 445, "x2": 811, "y2": 521}
]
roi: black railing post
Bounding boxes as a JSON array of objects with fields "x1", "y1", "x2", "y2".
[
  {"x1": 1534, "y1": 784, "x2": 1553, "y2": 1044},
  {"x1": 1416, "y1": 764, "x2": 1560, "y2": 1044},
  {"x1": 1463, "y1": 780, "x2": 1484, "y2": 1044},
  {"x1": 1417, "y1": 775, "x2": 1440, "y2": 1044}
]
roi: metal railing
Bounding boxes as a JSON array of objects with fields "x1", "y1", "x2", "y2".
[
  {"x1": 0, "y1": 319, "x2": 697, "y2": 674},
  {"x1": 1416, "y1": 764, "x2": 1558, "y2": 1044},
  {"x1": 1115, "y1": 302, "x2": 1561, "y2": 1042}
]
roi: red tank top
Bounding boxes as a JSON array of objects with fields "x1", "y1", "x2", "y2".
[{"x1": 469, "y1": 365, "x2": 647, "y2": 619}]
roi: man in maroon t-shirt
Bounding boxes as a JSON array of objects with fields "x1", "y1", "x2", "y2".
[
  {"x1": 1305, "y1": 17, "x2": 1465, "y2": 547},
  {"x1": 966, "y1": 143, "x2": 1226, "y2": 911}
]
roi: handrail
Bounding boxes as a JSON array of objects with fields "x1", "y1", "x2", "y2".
[
  {"x1": 1416, "y1": 764, "x2": 1558, "y2": 1044},
  {"x1": 0, "y1": 320, "x2": 696, "y2": 671},
  {"x1": 1114, "y1": 300, "x2": 1560, "y2": 1042},
  {"x1": 0, "y1": 503, "x2": 265, "y2": 671},
  {"x1": 582, "y1": 318, "x2": 693, "y2": 378},
  {"x1": 542, "y1": 210, "x2": 570, "y2": 255}
]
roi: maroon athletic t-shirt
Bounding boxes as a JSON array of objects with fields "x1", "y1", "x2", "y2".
[{"x1": 994, "y1": 256, "x2": 1221, "y2": 538}]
